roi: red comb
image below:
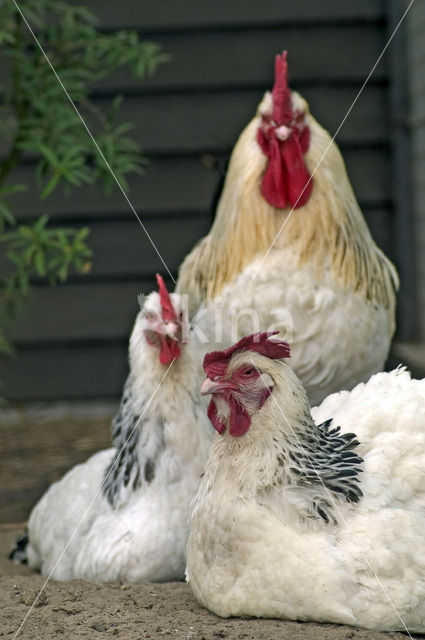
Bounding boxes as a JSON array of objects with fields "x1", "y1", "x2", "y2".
[
  {"x1": 272, "y1": 51, "x2": 293, "y2": 125},
  {"x1": 203, "y1": 332, "x2": 291, "y2": 379},
  {"x1": 156, "y1": 274, "x2": 177, "y2": 322}
]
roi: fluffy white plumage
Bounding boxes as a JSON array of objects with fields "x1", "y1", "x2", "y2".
[
  {"x1": 25, "y1": 287, "x2": 213, "y2": 582},
  {"x1": 187, "y1": 339, "x2": 425, "y2": 632}
]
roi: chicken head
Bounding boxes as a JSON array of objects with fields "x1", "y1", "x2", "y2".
[
  {"x1": 201, "y1": 332, "x2": 290, "y2": 437},
  {"x1": 141, "y1": 274, "x2": 184, "y2": 364},
  {"x1": 257, "y1": 50, "x2": 312, "y2": 209}
]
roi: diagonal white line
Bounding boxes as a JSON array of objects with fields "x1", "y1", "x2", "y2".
[
  {"x1": 12, "y1": 358, "x2": 177, "y2": 639},
  {"x1": 251, "y1": 357, "x2": 414, "y2": 638},
  {"x1": 250, "y1": 0, "x2": 415, "y2": 285},
  {"x1": 11, "y1": 0, "x2": 175, "y2": 283}
]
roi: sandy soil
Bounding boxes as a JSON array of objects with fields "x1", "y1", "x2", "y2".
[{"x1": 0, "y1": 528, "x2": 416, "y2": 640}]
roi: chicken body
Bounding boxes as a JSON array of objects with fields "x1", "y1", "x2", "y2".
[
  {"x1": 187, "y1": 335, "x2": 425, "y2": 631},
  {"x1": 25, "y1": 286, "x2": 213, "y2": 582},
  {"x1": 177, "y1": 53, "x2": 398, "y2": 405}
]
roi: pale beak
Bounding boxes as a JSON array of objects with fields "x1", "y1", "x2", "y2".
[
  {"x1": 275, "y1": 124, "x2": 291, "y2": 141},
  {"x1": 200, "y1": 378, "x2": 222, "y2": 396},
  {"x1": 165, "y1": 322, "x2": 178, "y2": 339}
]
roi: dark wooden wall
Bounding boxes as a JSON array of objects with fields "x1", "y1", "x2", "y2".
[{"x1": 1, "y1": 0, "x2": 395, "y2": 401}]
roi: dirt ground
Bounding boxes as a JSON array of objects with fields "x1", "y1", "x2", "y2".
[{"x1": 0, "y1": 527, "x2": 418, "y2": 640}]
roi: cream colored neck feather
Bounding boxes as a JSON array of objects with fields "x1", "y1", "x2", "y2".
[{"x1": 176, "y1": 98, "x2": 398, "y2": 309}]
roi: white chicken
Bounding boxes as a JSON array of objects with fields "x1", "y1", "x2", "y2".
[
  {"x1": 13, "y1": 275, "x2": 212, "y2": 582},
  {"x1": 187, "y1": 332, "x2": 425, "y2": 632},
  {"x1": 177, "y1": 51, "x2": 398, "y2": 406}
]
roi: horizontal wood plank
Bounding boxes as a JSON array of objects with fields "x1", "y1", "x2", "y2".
[
  {"x1": 0, "y1": 215, "x2": 211, "y2": 280},
  {"x1": 0, "y1": 25, "x2": 387, "y2": 97},
  {"x1": 95, "y1": 85, "x2": 387, "y2": 154},
  {"x1": 9, "y1": 157, "x2": 219, "y2": 220},
  {"x1": 81, "y1": 216, "x2": 211, "y2": 277},
  {"x1": 80, "y1": 0, "x2": 384, "y2": 30},
  {"x1": 8, "y1": 281, "x2": 150, "y2": 344},
  {"x1": 0, "y1": 23, "x2": 387, "y2": 96},
  {"x1": 93, "y1": 25, "x2": 387, "y2": 93},
  {"x1": 0, "y1": 343, "x2": 128, "y2": 401}
]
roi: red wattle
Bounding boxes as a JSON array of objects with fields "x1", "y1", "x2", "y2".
[
  {"x1": 260, "y1": 137, "x2": 288, "y2": 209},
  {"x1": 207, "y1": 398, "x2": 226, "y2": 434},
  {"x1": 159, "y1": 336, "x2": 180, "y2": 364},
  {"x1": 281, "y1": 134, "x2": 313, "y2": 208},
  {"x1": 228, "y1": 395, "x2": 251, "y2": 438}
]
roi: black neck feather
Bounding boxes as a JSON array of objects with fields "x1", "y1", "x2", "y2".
[
  {"x1": 283, "y1": 418, "x2": 363, "y2": 524},
  {"x1": 102, "y1": 374, "x2": 164, "y2": 508}
]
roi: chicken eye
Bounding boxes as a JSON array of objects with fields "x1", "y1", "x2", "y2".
[
  {"x1": 143, "y1": 311, "x2": 156, "y2": 321},
  {"x1": 243, "y1": 369, "x2": 253, "y2": 376}
]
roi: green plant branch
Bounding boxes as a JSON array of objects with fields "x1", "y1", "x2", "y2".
[
  {"x1": 0, "y1": 140, "x2": 22, "y2": 187},
  {"x1": 0, "y1": 0, "x2": 168, "y2": 398},
  {"x1": 0, "y1": 14, "x2": 25, "y2": 186}
]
